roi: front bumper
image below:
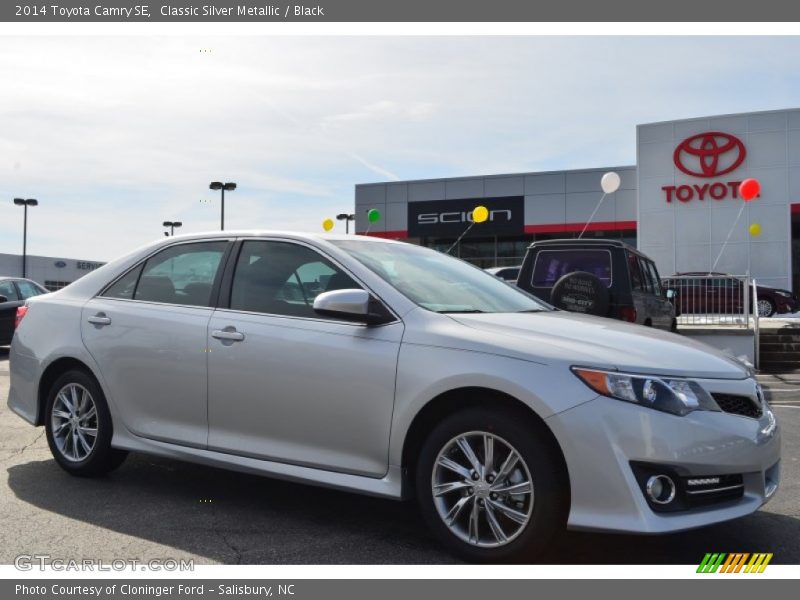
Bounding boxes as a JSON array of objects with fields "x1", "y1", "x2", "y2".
[
  {"x1": 546, "y1": 378, "x2": 780, "y2": 534},
  {"x1": 774, "y1": 295, "x2": 797, "y2": 314}
]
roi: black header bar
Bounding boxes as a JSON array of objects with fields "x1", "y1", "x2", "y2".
[{"x1": 3, "y1": 1, "x2": 800, "y2": 22}]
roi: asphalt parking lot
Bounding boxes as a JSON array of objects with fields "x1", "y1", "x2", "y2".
[{"x1": 0, "y1": 347, "x2": 798, "y2": 565}]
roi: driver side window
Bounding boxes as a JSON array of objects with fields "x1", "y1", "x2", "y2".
[{"x1": 230, "y1": 241, "x2": 361, "y2": 318}]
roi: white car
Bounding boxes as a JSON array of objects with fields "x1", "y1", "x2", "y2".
[{"x1": 7, "y1": 232, "x2": 780, "y2": 562}]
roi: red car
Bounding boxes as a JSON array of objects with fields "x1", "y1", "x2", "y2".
[{"x1": 662, "y1": 272, "x2": 797, "y2": 318}]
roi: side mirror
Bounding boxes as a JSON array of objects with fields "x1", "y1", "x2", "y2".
[
  {"x1": 665, "y1": 289, "x2": 678, "y2": 300},
  {"x1": 0, "y1": 295, "x2": 7, "y2": 303},
  {"x1": 313, "y1": 289, "x2": 393, "y2": 325}
]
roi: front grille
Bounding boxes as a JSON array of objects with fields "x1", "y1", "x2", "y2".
[{"x1": 712, "y1": 393, "x2": 762, "y2": 419}]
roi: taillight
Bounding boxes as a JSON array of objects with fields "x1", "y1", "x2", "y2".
[
  {"x1": 620, "y1": 306, "x2": 637, "y2": 323},
  {"x1": 15, "y1": 306, "x2": 28, "y2": 329}
]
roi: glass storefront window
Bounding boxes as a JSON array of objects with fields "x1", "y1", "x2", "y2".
[{"x1": 418, "y1": 229, "x2": 636, "y2": 269}]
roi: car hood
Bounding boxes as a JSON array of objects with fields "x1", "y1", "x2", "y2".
[
  {"x1": 759, "y1": 286, "x2": 793, "y2": 296},
  {"x1": 442, "y1": 311, "x2": 749, "y2": 380}
]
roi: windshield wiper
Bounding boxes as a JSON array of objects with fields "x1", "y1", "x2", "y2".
[{"x1": 439, "y1": 309, "x2": 485, "y2": 314}]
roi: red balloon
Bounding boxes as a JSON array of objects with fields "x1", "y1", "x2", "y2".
[{"x1": 739, "y1": 178, "x2": 760, "y2": 202}]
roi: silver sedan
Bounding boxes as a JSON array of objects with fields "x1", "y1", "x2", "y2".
[{"x1": 7, "y1": 232, "x2": 780, "y2": 562}]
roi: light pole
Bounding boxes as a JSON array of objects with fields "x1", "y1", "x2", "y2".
[
  {"x1": 336, "y1": 213, "x2": 355, "y2": 234},
  {"x1": 13, "y1": 198, "x2": 38, "y2": 278},
  {"x1": 163, "y1": 221, "x2": 183, "y2": 236},
  {"x1": 209, "y1": 181, "x2": 237, "y2": 231}
]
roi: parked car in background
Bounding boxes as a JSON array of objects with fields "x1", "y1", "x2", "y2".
[
  {"x1": 661, "y1": 272, "x2": 797, "y2": 318},
  {"x1": 516, "y1": 239, "x2": 677, "y2": 331},
  {"x1": 485, "y1": 265, "x2": 521, "y2": 283},
  {"x1": 0, "y1": 277, "x2": 48, "y2": 346},
  {"x1": 8, "y1": 233, "x2": 779, "y2": 562}
]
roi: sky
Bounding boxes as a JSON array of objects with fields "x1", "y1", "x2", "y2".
[{"x1": 1, "y1": 35, "x2": 800, "y2": 261}]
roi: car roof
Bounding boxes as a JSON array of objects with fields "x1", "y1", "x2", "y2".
[
  {"x1": 144, "y1": 231, "x2": 406, "y2": 245},
  {"x1": 527, "y1": 238, "x2": 640, "y2": 253}
]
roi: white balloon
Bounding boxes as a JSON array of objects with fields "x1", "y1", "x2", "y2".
[{"x1": 601, "y1": 171, "x2": 621, "y2": 194}]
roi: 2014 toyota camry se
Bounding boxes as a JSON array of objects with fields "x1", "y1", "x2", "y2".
[{"x1": 7, "y1": 232, "x2": 780, "y2": 562}]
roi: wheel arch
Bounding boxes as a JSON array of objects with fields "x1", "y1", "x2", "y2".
[
  {"x1": 36, "y1": 356, "x2": 100, "y2": 426},
  {"x1": 400, "y1": 386, "x2": 570, "y2": 502}
]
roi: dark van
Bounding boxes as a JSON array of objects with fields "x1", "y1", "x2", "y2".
[{"x1": 516, "y1": 239, "x2": 677, "y2": 331}]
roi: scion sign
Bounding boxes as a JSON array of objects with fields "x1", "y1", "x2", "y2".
[{"x1": 407, "y1": 196, "x2": 524, "y2": 237}]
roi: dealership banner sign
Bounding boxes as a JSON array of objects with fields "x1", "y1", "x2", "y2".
[
  {"x1": 5, "y1": 0, "x2": 800, "y2": 21},
  {"x1": 407, "y1": 196, "x2": 524, "y2": 238}
]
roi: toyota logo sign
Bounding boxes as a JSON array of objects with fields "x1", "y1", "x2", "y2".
[{"x1": 673, "y1": 131, "x2": 746, "y2": 178}]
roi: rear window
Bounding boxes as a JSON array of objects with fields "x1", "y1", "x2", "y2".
[{"x1": 531, "y1": 249, "x2": 612, "y2": 288}]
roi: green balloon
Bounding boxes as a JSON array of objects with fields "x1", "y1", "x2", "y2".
[{"x1": 367, "y1": 208, "x2": 381, "y2": 223}]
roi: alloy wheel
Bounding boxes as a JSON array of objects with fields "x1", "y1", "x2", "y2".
[
  {"x1": 757, "y1": 299, "x2": 774, "y2": 318},
  {"x1": 50, "y1": 383, "x2": 98, "y2": 462},
  {"x1": 431, "y1": 431, "x2": 534, "y2": 548}
]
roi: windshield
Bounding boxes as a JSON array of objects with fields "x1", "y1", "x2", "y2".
[{"x1": 331, "y1": 240, "x2": 548, "y2": 313}]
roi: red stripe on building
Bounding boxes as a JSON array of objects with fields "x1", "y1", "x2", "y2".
[
  {"x1": 791, "y1": 203, "x2": 800, "y2": 214},
  {"x1": 358, "y1": 221, "x2": 637, "y2": 238},
  {"x1": 524, "y1": 220, "x2": 637, "y2": 234}
]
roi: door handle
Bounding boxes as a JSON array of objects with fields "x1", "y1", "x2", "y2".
[
  {"x1": 212, "y1": 329, "x2": 245, "y2": 342},
  {"x1": 87, "y1": 314, "x2": 112, "y2": 326}
]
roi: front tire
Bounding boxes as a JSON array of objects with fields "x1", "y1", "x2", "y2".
[
  {"x1": 44, "y1": 369, "x2": 127, "y2": 477},
  {"x1": 415, "y1": 408, "x2": 568, "y2": 562}
]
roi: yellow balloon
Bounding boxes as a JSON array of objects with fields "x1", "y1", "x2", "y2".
[
  {"x1": 472, "y1": 205, "x2": 489, "y2": 224},
  {"x1": 749, "y1": 223, "x2": 762, "y2": 237},
  {"x1": 322, "y1": 218, "x2": 334, "y2": 232}
]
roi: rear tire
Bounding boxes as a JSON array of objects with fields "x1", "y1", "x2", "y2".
[
  {"x1": 415, "y1": 407, "x2": 568, "y2": 563},
  {"x1": 44, "y1": 369, "x2": 127, "y2": 477}
]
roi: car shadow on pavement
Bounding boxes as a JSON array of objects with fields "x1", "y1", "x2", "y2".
[{"x1": 8, "y1": 455, "x2": 800, "y2": 564}]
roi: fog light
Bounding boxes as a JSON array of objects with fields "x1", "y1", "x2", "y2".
[{"x1": 646, "y1": 475, "x2": 676, "y2": 505}]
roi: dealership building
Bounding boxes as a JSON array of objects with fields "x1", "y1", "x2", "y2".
[
  {"x1": 0, "y1": 253, "x2": 105, "y2": 290},
  {"x1": 355, "y1": 108, "x2": 800, "y2": 292}
]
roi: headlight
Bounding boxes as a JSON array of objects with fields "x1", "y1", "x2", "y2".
[{"x1": 572, "y1": 367, "x2": 720, "y2": 416}]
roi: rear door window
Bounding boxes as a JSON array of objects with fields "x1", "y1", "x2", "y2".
[
  {"x1": 531, "y1": 249, "x2": 612, "y2": 288},
  {"x1": 124, "y1": 242, "x2": 228, "y2": 307},
  {"x1": 103, "y1": 265, "x2": 144, "y2": 300}
]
